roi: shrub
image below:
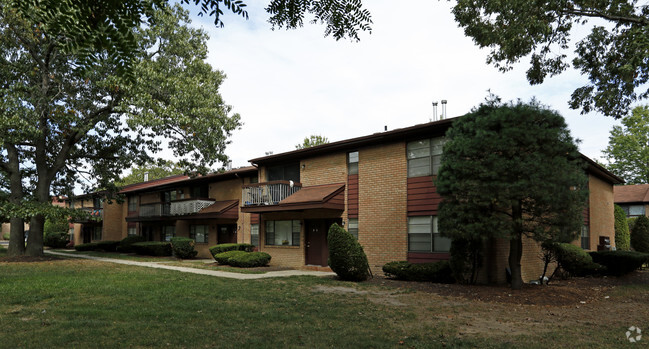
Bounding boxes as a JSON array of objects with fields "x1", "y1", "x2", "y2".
[
  {"x1": 94, "y1": 240, "x2": 120, "y2": 252},
  {"x1": 554, "y1": 243, "x2": 602, "y2": 276},
  {"x1": 590, "y1": 251, "x2": 649, "y2": 276},
  {"x1": 383, "y1": 260, "x2": 454, "y2": 283},
  {"x1": 449, "y1": 238, "x2": 483, "y2": 284},
  {"x1": 631, "y1": 215, "x2": 649, "y2": 253},
  {"x1": 43, "y1": 231, "x2": 70, "y2": 249},
  {"x1": 213, "y1": 250, "x2": 248, "y2": 265},
  {"x1": 628, "y1": 217, "x2": 638, "y2": 234},
  {"x1": 171, "y1": 237, "x2": 198, "y2": 259},
  {"x1": 209, "y1": 243, "x2": 254, "y2": 257},
  {"x1": 327, "y1": 223, "x2": 370, "y2": 281},
  {"x1": 227, "y1": 252, "x2": 272, "y2": 268},
  {"x1": 75, "y1": 242, "x2": 99, "y2": 251},
  {"x1": 117, "y1": 235, "x2": 146, "y2": 253},
  {"x1": 131, "y1": 242, "x2": 172, "y2": 256},
  {"x1": 2, "y1": 232, "x2": 10, "y2": 240},
  {"x1": 614, "y1": 205, "x2": 631, "y2": 251}
]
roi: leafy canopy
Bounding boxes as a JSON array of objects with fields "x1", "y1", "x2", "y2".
[
  {"x1": 115, "y1": 160, "x2": 185, "y2": 187},
  {"x1": 603, "y1": 106, "x2": 649, "y2": 184},
  {"x1": 437, "y1": 98, "x2": 588, "y2": 288},
  {"x1": 295, "y1": 135, "x2": 329, "y2": 149},
  {"x1": 452, "y1": 1, "x2": 649, "y2": 119}
]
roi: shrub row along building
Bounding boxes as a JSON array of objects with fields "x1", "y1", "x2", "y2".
[{"x1": 66, "y1": 118, "x2": 623, "y2": 283}]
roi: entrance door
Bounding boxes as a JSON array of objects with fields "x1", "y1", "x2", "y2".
[
  {"x1": 82, "y1": 226, "x2": 92, "y2": 243},
  {"x1": 217, "y1": 224, "x2": 237, "y2": 244},
  {"x1": 142, "y1": 225, "x2": 155, "y2": 241},
  {"x1": 305, "y1": 219, "x2": 341, "y2": 266}
]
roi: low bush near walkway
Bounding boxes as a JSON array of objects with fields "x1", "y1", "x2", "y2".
[
  {"x1": 328, "y1": 223, "x2": 370, "y2": 281},
  {"x1": 131, "y1": 242, "x2": 172, "y2": 256},
  {"x1": 589, "y1": 250, "x2": 649, "y2": 276},
  {"x1": 554, "y1": 243, "x2": 602, "y2": 277},
  {"x1": 2, "y1": 232, "x2": 10, "y2": 240},
  {"x1": 43, "y1": 231, "x2": 69, "y2": 249},
  {"x1": 209, "y1": 243, "x2": 254, "y2": 257},
  {"x1": 74, "y1": 241, "x2": 120, "y2": 252},
  {"x1": 116, "y1": 235, "x2": 146, "y2": 253},
  {"x1": 383, "y1": 260, "x2": 454, "y2": 283},
  {"x1": 213, "y1": 250, "x2": 247, "y2": 265},
  {"x1": 228, "y1": 252, "x2": 271, "y2": 268},
  {"x1": 170, "y1": 237, "x2": 198, "y2": 259}
]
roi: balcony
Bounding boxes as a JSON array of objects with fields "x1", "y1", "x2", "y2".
[
  {"x1": 170, "y1": 199, "x2": 216, "y2": 215},
  {"x1": 242, "y1": 181, "x2": 302, "y2": 206},
  {"x1": 73, "y1": 207, "x2": 103, "y2": 222}
]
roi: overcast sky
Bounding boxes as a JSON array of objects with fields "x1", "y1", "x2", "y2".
[{"x1": 186, "y1": 0, "x2": 621, "y2": 169}]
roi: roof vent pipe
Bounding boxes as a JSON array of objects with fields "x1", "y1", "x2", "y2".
[
  {"x1": 226, "y1": 160, "x2": 232, "y2": 171},
  {"x1": 432, "y1": 101, "x2": 438, "y2": 121},
  {"x1": 143, "y1": 172, "x2": 149, "y2": 182},
  {"x1": 384, "y1": 125, "x2": 387, "y2": 131},
  {"x1": 441, "y1": 100, "x2": 447, "y2": 119}
]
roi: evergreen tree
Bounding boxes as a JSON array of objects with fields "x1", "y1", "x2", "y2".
[
  {"x1": 631, "y1": 215, "x2": 649, "y2": 253},
  {"x1": 614, "y1": 204, "x2": 631, "y2": 251},
  {"x1": 437, "y1": 98, "x2": 588, "y2": 290}
]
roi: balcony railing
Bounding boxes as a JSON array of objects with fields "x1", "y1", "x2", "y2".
[
  {"x1": 242, "y1": 181, "x2": 302, "y2": 206},
  {"x1": 74, "y1": 207, "x2": 103, "y2": 222},
  {"x1": 170, "y1": 199, "x2": 216, "y2": 215}
]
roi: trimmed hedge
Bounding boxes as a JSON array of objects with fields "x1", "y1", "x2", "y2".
[
  {"x1": 116, "y1": 235, "x2": 146, "y2": 253},
  {"x1": 383, "y1": 260, "x2": 454, "y2": 283},
  {"x1": 44, "y1": 231, "x2": 70, "y2": 249},
  {"x1": 228, "y1": 252, "x2": 272, "y2": 268},
  {"x1": 2, "y1": 232, "x2": 10, "y2": 240},
  {"x1": 589, "y1": 251, "x2": 649, "y2": 276},
  {"x1": 631, "y1": 215, "x2": 649, "y2": 253},
  {"x1": 131, "y1": 242, "x2": 172, "y2": 256},
  {"x1": 554, "y1": 243, "x2": 602, "y2": 276},
  {"x1": 214, "y1": 250, "x2": 248, "y2": 265},
  {"x1": 74, "y1": 240, "x2": 120, "y2": 252},
  {"x1": 171, "y1": 237, "x2": 197, "y2": 259},
  {"x1": 209, "y1": 243, "x2": 254, "y2": 257},
  {"x1": 614, "y1": 204, "x2": 631, "y2": 251},
  {"x1": 327, "y1": 223, "x2": 370, "y2": 281}
]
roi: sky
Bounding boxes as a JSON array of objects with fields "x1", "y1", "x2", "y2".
[{"x1": 185, "y1": 0, "x2": 621, "y2": 169}]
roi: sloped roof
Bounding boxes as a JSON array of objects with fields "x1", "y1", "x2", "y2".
[
  {"x1": 241, "y1": 183, "x2": 345, "y2": 213},
  {"x1": 120, "y1": 175, "x2": 189, "y2": 193},
  {"x1": 119, "y1": 166, "x2": 257, "y2": 194},
  {"x1": 198, "y1": 200, "x2": 239, "y2": 214},
  {"x1": 614, "y1": 184, "x2": 649, "y2": 204}
]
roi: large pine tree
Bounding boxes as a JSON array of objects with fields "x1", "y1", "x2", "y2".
[{"x1": 437, "y1": 99, "x2": 588, "y2": 290}]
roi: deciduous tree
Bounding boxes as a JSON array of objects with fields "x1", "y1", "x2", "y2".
[
  {"x1": 437, "y1": 98, "x2": 588, "y2": 289},
  {"x1": 115, "y1": 160, "x2": 185, "y2": 187},
  {"x1": 452, "y1": 1, "x2": 649, "y2": 119},
  {"x1": 295, "y1": 135, "x2": 329, "y2": 149},
  {"x1": 603, "y1": 106, "x2": 649, "y2": 184}
]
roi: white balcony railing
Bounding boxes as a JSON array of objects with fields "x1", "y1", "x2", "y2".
[
  {"x1": 242, "y1": 181, "x2": 302, "y2": 206},
  {"x1": 170, "y1": 199, "x2": 216, "y2": 215}
]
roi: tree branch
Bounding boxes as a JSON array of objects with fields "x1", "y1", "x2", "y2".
[{"x1": 560, "y1": 7, "x2": 649, "y2": 25}]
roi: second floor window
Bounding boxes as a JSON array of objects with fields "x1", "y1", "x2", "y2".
[
  {"x1": 267, "y1": 163, "x2": 300, "y2": 183},
  {"x1": 621, "y1": 204, "x2": 645, "y2": 217},
  {"x1": 128, "y1": 196, "x2": 137, "y2": 212},
  {"x1": 407, "y1": 137, "x2": 445, "y2": 177}
]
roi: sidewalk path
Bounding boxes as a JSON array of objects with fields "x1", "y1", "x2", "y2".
[{"x1": 45, "y1": 250, "x2": 336, "y2": 280}]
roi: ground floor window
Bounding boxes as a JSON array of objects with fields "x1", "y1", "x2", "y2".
[
  {"x1": 348, "y1": 218, "x2": 358, "y2": 239},
  {"x1": 92, "y1": 226, "x2": 102, "y2": 241},
  {"x1": 265, "y1": 220, "x2": 300, "y2": 246},
  {"x1": 581, "y1": 225, "x2": 590, "y2": 250},
  {"x1": 251, "y1": 224, "x2": 259, "y2": 247},
  {"x1": 408, "y1": 216, "x2": 451, "y2": 252},
  {"x1": 190, "y1": 224, "x2": 209, "y2": 243},
  {"x1": 127, "y1": 226, "x2": 137, "y2": 236},
  {"x1": 161, "y1": 225, "x2": 175, "y2": 242}
]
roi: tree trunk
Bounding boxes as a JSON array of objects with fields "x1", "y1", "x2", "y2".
[
  {"x1": 25, "y1": 214, "x2": 45, "y2": 256},
  {"x1": 509, "y1": 201, "x2": 524, "y2": 290},
  {"x1": 7, "y1": 217, "x2": 25, "y2": 257}
]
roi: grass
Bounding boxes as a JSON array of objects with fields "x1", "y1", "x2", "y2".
[{"x1": 0, "y1": 259, "x2": 647, "y2": 348}]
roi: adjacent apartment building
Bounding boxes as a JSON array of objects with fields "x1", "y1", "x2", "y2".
[
  {"x1": 69, "y1": 118, "x2": 622, "y2": 284},
  {"x1": 614, "y1": 184, "x2": 649, "y2": 218}
]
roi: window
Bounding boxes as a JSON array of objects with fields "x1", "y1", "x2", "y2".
[
  {"x1": 191, "y1": 185, "x2": 209, "y2": 199},
  {"x1": 265, "y1": 220, "x2": 300, "y2": 246},
  {"x1": 348, "y1": 218, "x2": 358, "y2": 239},
  {"x1": 69, "y1": 227, "x2": 74, "y2": 241},
  {"x1": 621, "y1": 204, "x2": 645, "y2": 217},
  {"x1": 92, "y1": 226, "x2": 102, "y2": 241},
  {"x1": 161, "y1": 225, "x2": 175, "y2": 242},
  {"x1": 251, "y1": 224, "x2": 259, "y2": 247},
  {"x1": 93, "y1": 197, "x2": 103, "y2": 208},
  {"x1": 127, "y1": 226, "x2": 137, "y2": 236},
  {"x1": 190, "y1": 225, "x2": 209, "y2": 243},
  {"x1": 267, "y1": 163, "x2": 300, "y2": 183},
  {"x1": 408, "y1": 216, "x2": 451, "y2": 252},
  {"x1": 128, "y1": 196, "x2": 137, "y2": 212},
  {"x1": 407, "y1": 137, "x2": 445, "y2": 177},
  {"x1": 581, "y1": 225, "x2": 590, "y2": 250},
  {"x1": 348, "y1": 151, "x2": 359, "y2": 175}
]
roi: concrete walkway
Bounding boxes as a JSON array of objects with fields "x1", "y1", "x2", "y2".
[{"x1": 44, "y1": 250, "x2": 336, "y2": 280}]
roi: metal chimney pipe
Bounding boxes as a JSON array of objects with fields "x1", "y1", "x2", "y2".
[
  {"x1": 143, "y1": 172, "x2": 149, "y2": 182},
  {"x1": 432, "y1": 101, "x2": 438, "y2": 121},
  {"x1": 441, "y1": 100, "x2": 447, "y2": 119}
]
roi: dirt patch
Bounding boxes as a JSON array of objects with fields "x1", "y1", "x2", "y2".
[{"x1": 313, "y1": 285, "x2": 408, "y2": 306}]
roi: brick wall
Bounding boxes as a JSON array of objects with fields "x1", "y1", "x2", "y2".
[
  {"x1": 300, "y1": 152, "x2": 347, "y2": 187},
  {"x1": 587, "y1": 174, "x2": 615, "y2": 250},
  {"x1": 358, "y1": 142, "x2": 408, "y2": 271},
  {"x1": 101, "y1": 201, "x2": 124, "y2": 241}
]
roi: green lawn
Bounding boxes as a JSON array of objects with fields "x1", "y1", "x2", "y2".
[{"x1": 0, "y1": 258, "x2": 646, "y2": 348}]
